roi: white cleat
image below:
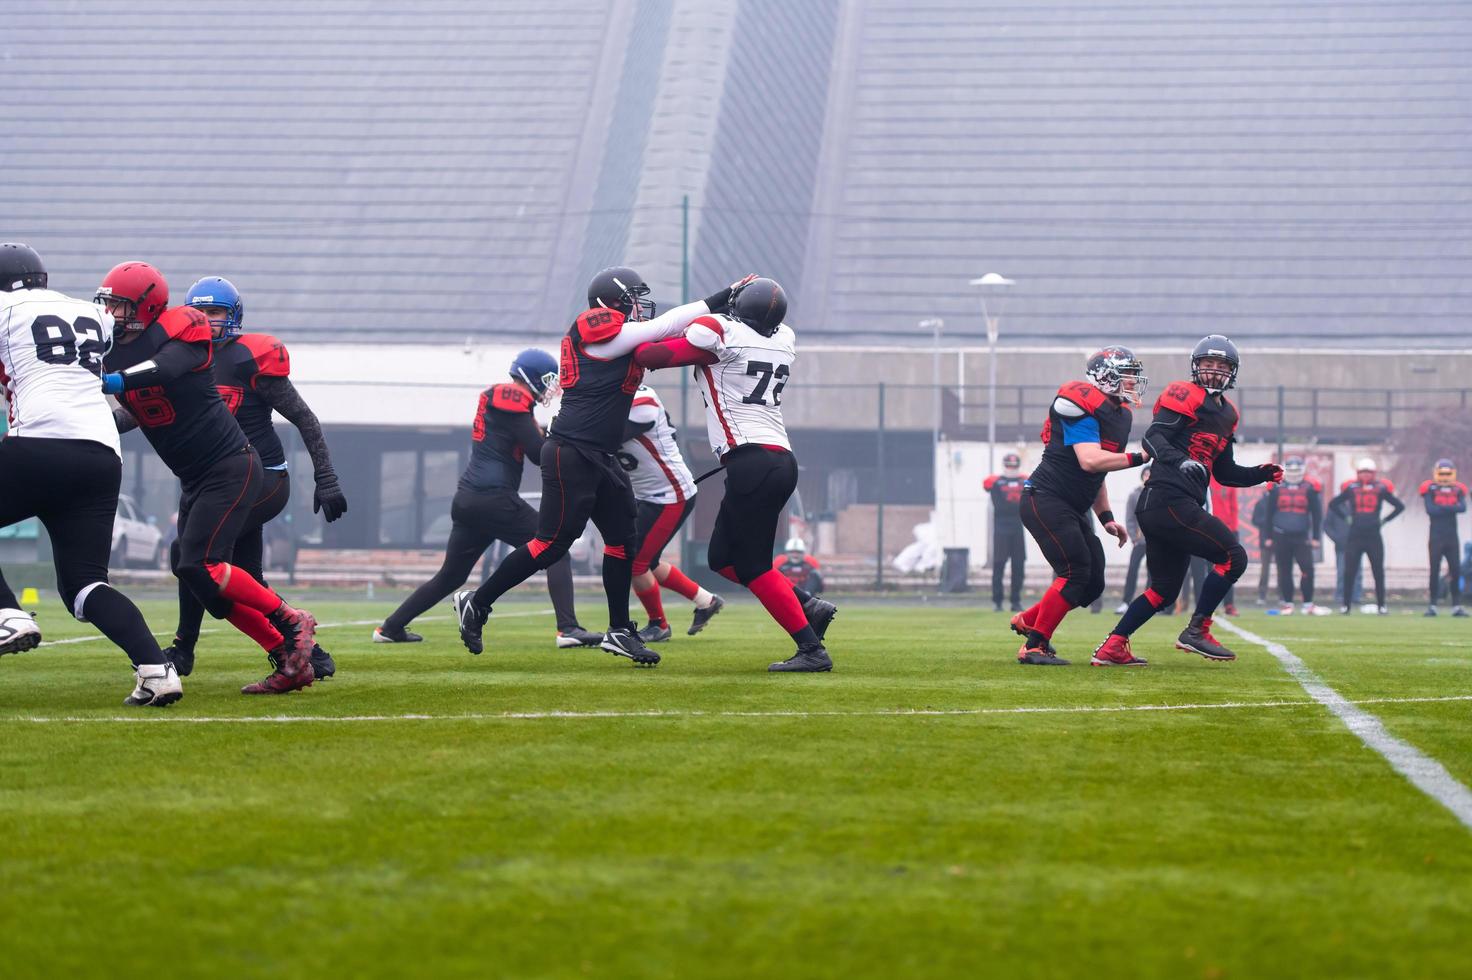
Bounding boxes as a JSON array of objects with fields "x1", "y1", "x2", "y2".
[
  {"x1": 1279, "y1": 603, "x2": 1294, "y2": 616},
  {"x1": 0, "y1": 608, "x2": 42, "y2": 656},
  {"x1": 124, "y1": 662, "x2": 183, "y2": 707},
  {"x1": 1305, "y1": 603, "x2": 1330, "y2": 616}
]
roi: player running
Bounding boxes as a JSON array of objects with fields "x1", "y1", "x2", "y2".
[
  {"x1": 1328, "y1": 458, "x2": 1403, "y2": 615},
  {"x1": 636, "y1": 277, "x2": 837, "y2": 672},
  {"x1": 1094, "y1": 336, "x2": 1283, "y2": 665},
  {"x1": 453, "y1": 267, "x2": 748, "y2": 664},
  {"x1": 375, "y1": 349, "x2": 600, "y2": 647},
  {"x1": 620, "y1": 384, "x2": 725, "y2": 643},
  {"x1": 983, "y1": 452, "x2": 1028, "y2": 612},
  {"x1": 1011, "y1": 347, "x2": 1150, "y2": 665},
  {"x1": 97, "y1": 261, "x2": 318, "y2": 694},
  {"x1": 1420, "y1": 458, "x2": 1467, "y2": 617},
  {"x1": 0, "y1": 243, "x2": 181, "y2": 706},
  {"x1": 1264, "y1": 455, "x2": 1325, "y2": 615},
  {"x1": 162, "y1": 276, "x2": 345, "y2": 680}
]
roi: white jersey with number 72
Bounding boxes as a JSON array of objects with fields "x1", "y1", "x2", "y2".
[{"x1": 686, "y1": 313, "x2": 794, "y2": 457}]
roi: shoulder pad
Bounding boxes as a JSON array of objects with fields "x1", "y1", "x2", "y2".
[
  {"x1": 983, "y1": 475, "x2": 998, "y2": 490},
  {"x1": 1154, "y1": 381, "x2": 1205, "y2": 420},
  {"x1": 690, "y1": 314, "x2": 727, "y2": 339},
  {"x1": 1460, "y1": 483, "x2": 1470, "y2": 495},
  {"x1": 1056, "y1": 381, "x2": 1106, "y2": 413},
  {"x1": 239, "y1": 333, "x2": 290, "y2": 379},
  {"x1": 1307, "y1": 478, "x2": 1322, "y2": 492},
  {"x1": 489, "y1": 383, "x2": 533, "y2": 413},
  {"x1": 1341, "y1": 480, "x2": 1356, "y2": 491},
  {"x1": 1380, "y1": 479, "x2": 1395, "y2": 495},
  {"x1": 575, "y1": 308, "x2": 626, "y2": 344},
  {"x1": 1222, "y1": 396, "x2": 1240, "y2": 430},
  {"x1": 156, "y1": 306, "x2": 212, "y2": 344},
  {"x1": 1421, "y1": 480, "x2": 1434, "y2": 495}
]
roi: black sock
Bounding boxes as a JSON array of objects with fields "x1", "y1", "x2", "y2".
[
  {"x1": 792, "y1": 586, "x2": 813, "y2": 604},
  {"x1": 174, "y1": 572, "x2": 205, "y2": 647},
  {"x1": 1194, "y1": 572, "x2": 1232, "y2": 619},
  {"x1": 602, "y1": 550, "x2": 633, "y2": 629},
  {"x1": 1026, "y1": 629, "x2": 1048, "y2": 648},
  {"x1": 82, "y1": 584, "x2": 166, "y2": 666},
  {"x1": 1111, "y1": 594, "x2": 1161, "y2": 638},
  {"x1": 473, "y1": 545, "x2": 540, "y2": 608},
  {"x1": 0, "y1": 569, "x2": 17, "y2": 609},
  {"x1": 544, "y1": 554, "x2": 579, "y2": 631},
  {"x1": 792, "y1": 625, "x2": 819, "y2": 647}
]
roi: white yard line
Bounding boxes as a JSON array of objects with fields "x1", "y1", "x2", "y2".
[
  {"x1": 40, "y1": 611, "x2": 553, "y2": 647},
  {"x1": 1215, "y1": 617, "x2": 1472, "y2": 832},
  {"x1": 6, "y1": 693, "x2": 1471, "y2": 726}
]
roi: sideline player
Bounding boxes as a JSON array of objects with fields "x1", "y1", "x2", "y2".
[
  {"x1": 0, "y1": 243, "x2": 181, "y2": 706},
  {"x1": 1421, "y1": 458, "x2": 1467, "y2": 617},
  {"x1": 1010, "y1": 347, "x2": 1149, "y2": 665},
  {"x1": 620, "y1": 383, "x2": 724, "y2": 643},
  {"x1": 1265, "y1": 455, "x2": 1325, "y2": 615},
  {"x1": 97, "y1": 261, "x2": 318, "y2": 694},
  {"x1": 635, "y1": 277, "x2": 836, "y2": 671},
  {"x1": 453, "y1": 267, "x2": 748, "y2": 664},
  {"x1": 164, "y1": 276, "x2": 346, "y2": 679},
  {"x1": 773, "y1": 537, "x2": 824, "y2": 595},
  {"x1": 983, "y1": 452, "x2": 1027, "y2": 612},
  {"x1": 1094, "y1": 336, "x2": 1282, "y2": 665},
  {"x1": 1328, "y1": 458, "x2": 1403, "y2": 615},
  {"x1": 375, "y1": 349, "x2": 600, "y2": 647}
]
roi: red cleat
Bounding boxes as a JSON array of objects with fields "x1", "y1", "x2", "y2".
[
  {"x1": 241, "y1": 642, "x2": 316, "y2": 695},
  {"x1": 268, "y1": 603, "x2": 317, "y2": 671},
  {"x1": 1091, "y1": 633, "x2": 1148, "y2": 667},
  {"x1": 1009, "y1": 610, "x2": 1034, "y2": 638}
]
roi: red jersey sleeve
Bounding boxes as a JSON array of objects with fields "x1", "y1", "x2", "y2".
[
  {"x1": 238, "y1": 334, "x2": 290, "y2": 386},
  {"x1": 1380, "y1": 479, "x2": 1396, "y2": 495},
  {"x1": 1307, "y1": 478, "x2": 1322, "y2": 492},
  {"x1": 1154, "y1": 381, "x2": 1206, "y2": 420},
  {"x1": 983, "y1": 475, "x2": 999, "y2": 490},
  {"x1": 1421, "y1": 480, "x2": 1435, "y2": 496},
  {"x1": 575, "y1": 308, "x2": 626, "y2": 344}
]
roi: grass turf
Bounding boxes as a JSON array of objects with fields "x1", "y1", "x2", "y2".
[{"x1": 2, "y1": 596, "x2": 1470, "y2": 978}]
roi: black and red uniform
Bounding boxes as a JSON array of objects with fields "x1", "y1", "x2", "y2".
[
  {"x1": 1265, "y1": 477, "x2": 1323, "y2": 604},
  {"x1": 1422, "y1": 479, "x2": 1468, "y2": 607},
  {"x1": 1329, "y1": 477, "x2": 1404, "y2": 610},
  {"x1": 1019, "y1": 381, "x2": 1134, "y2": 630},
  {"x1": 984, "y1": 471, "x2": 1028, "y2": 609},
  {"x1": 774, "y1": 553, "x2": 824, "y2": 593}
]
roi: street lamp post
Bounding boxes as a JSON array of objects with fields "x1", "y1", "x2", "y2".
[
  {"x1": 968, "y1": 274, "x2": 1014, "y2": 477},
  {"x1": 920, "y1": 318, "x2": 945, "y2": 448}
]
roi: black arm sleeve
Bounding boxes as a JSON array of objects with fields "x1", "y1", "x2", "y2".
[
  {"x1": 117, "y1": 339, "x2": 208, "y2": 390},
  {"x1": 112, "y1": 403, "x2": 139, "y2": 434},
  {"x1": 504, "y1": 410, "x2": 545, "y2": 459},
  {"x1": 1328, "y1": 487, "x2": 1351, "y2": 519},
  {"x1": 621, "y1": 418, "x2": 656, "y2": 444},
  {"x1": 1309, "y1": 486, "x2": 1323, "y2": 539},
  {"x1": 1381, "y1": 487, "x2": 1406, "y2": 524},
  {"x1": 1209, "y1": 438, "x2": 1265, "y2": 488},
  {"x1": 255, "y1": 375, "x2": 335, "y2": 477},
  {"x1": 1139, "y1": 409, "x2": 1191, "y2": 468}
]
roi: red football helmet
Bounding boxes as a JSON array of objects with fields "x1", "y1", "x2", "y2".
[{"x1": 95, "y1": 261, "x2": 169, "y2": 331}]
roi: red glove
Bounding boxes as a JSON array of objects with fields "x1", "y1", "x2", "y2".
[{"x1": 1259, "y1": 463, "x2": 1284, "y2": 484}]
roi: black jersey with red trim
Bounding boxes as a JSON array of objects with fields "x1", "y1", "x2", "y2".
[
  {"x1": 1421, "y1": 480, "x2": 1469, "y2": 534},
  {"x1": 1027, "y1": 381, "x2": 1133, "y2": 512},
  {"x1": 1329, "y1": 478, "x2": 1405, "y2": 532},
  {"x1": 1266, "y1": 478, "x2": 1322, "y2": 537},
  {"x1": 550, "y1": 308, "x2": 644, "y2": 453},
  {"x1": 983, "y1": 473, "x2": 1029, "y2": 527},
  {"x1": 459, "y1": 382, "x2": 544, "y2": 493},
  {"x1": 1138, "y1": 380, "x2": 1256, "y2": 507},
  {"x1": 104, "y1": 306, "x2": 247, "y2": 484},
  {"x1": 213, "y1": 333, "x2": 290, "y2": 467}
]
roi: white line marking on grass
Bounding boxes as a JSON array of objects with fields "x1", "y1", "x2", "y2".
[
  {"x1": 40, "y1": 611, "x2": 553, "y2": 647},
  {"x1": 8, "y1": 694, "x2": 1472, "y2": 726},
  {"x1": 1215, "y1": 617, "x2": 1472, "y2": 832}
]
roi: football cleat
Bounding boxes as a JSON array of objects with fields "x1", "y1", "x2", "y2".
[
  {"x1": 1223, "y1": 603, "x2": 1239, "y2": 617},
  {"x1": 124, "y1": 662, "x2": 183, "y2": 707},
  {"x1": 267, "y1": 602, "x2": 317, "y2": 667},
  {"x1": 1279, "y1": 603, "x2": 1295, "y2": 616},
  {"x1": 452, "y1": 591, "x2": 489, "y2": 655},
  {"x1": 1009, "y1": 610, "x2": 1061, "y2": 656},
  {"x1": 310, "y1": 644, "x2": 336, "y2": 680},
  {"x1": 372, "y1": 625, "x2": 423, "y2": 643},
  {"x1": 601, "y1": 627, "x2": 660, "y2": 666},
  {"x1": 637, "y1": 621, "x2": 673, "y2": 644},
  {"x1": 1175, "y1": 615, "x2": 1236, "y2": 661},
  {"x1": 1017, "y1": 639, "x2": 1070, "y2": 666},
  {"x1": 247, "y1": 643, "x2": 314, "y2": 694},
  {"x1": 802, "y1": 595, "x2": 837, "y2": 641},
  {"x1": 1090, "y1": 634, "x2": 1147, "y2": 667},
  {"x1": 0, "y1": 608, "x2": 42, "y2": 657},
  {"x1": 687, "y1": 594, "x2": 725, "y2": 635},
  {"x1": 768, "y1": 642, "x2": 833, "y2": 673},
  {"x1": 1425, "y1": 605, "x2": 1438, "y2": 618},
  {"x1": 1454, "y1": 606, "x2": 1469, "y2": 618},
  {"x1": 164, "y1": 638, "x2": 196, "y2": 676},
  {"x1": 556, "y1": 626, "x2": 604, "y2": 649},
  {"x1": 1377, "y1": 605, "x2": 1389, "y2": 616}
]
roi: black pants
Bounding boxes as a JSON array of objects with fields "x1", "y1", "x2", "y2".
[
  {"x1": 530, "y1": 439, "x2": 637, "y2": 565},
  {"x1": 1122, "y1": 541, "x2": 1147, "y2": 601},
  {"x1": 1136, "y1": 494, "x2": 1248, "y2": 605},
  {"x1": 1275, "y1": 534, "x2": 1315, "y2": 604},
  {"x1": 173, "y1": 466, "x2": 291, "y2": 643},
  {"x1": 0, "y1": 436, "x2": 163, "y2": 665},
  {"x1": 1430, "y1": 531, "x2": 1462, "y2": 605},
  {"x1": 385, "y1": 487, "x2": 577, "y2": 632},
  {"x1": 1342, "y1": 529, "x2": 1386, "y2": 609},
  {"x1": 173, "y1": 445, "x2": 264, "y2": 616},
  {"x1": 1020, "y1": 488, "x2": 1105, "y2": 608},
  {"x1": 991, "y1": 522, "x2": 1026, "y2": 607},
  {"x1": 1257, "y1": 537, "x2": 1275, "y2": 600},
  {"x1": 708, "y1": 445, "x2": 799, "y2": 585}
]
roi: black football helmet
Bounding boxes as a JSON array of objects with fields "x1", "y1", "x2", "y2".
[
  {"x1": 1191, "y1": 335, "x2": 1239, "y2": 393},
  {"x1": 588, "y1": 266, "x2": 655, "y2": 321},
  {"x1": 1003, "y1": 452, "x2": 1021, "y2": 470},
  {"x1": 0, "y1": 242, "x2": 47, "y2": 292},
  {"x1": 729, "y1": 277, "x2": 787, "y2": 336}
]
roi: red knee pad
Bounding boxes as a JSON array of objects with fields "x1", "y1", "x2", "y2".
[
  {"x1": 205, "y1": 561, "x2": 231, "y2": 588},
  {"x1": 604, "y1": 544, "x2": 627, "y2": 560},
  {"x1": 528, "y1": 538, "x2": 551, "y2": 559},
  {"x1": 1144, "y1": 588, "x2": 1167, "y2": 609}
]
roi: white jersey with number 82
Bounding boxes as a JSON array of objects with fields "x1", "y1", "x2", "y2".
[
  {"x1": 687, "y1": 313, "x2": 794, "y2": 457},
  {"x1": 0, "y1": 288, "x2": 119, "y2": 455}
]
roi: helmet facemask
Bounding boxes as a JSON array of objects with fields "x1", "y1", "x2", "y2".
[
  {"x1": 1283, "y1": 456, "x2": 1306, "y2": 483},
  {"x1": 1191, "y1": 354, "x2": 1238, "y2": 394},
  {"x1": 602, "y1": 276, "x2": 654, "y2": 321},
  {"x1": 1087, "y1": 347, "x2": 1149, "y2": 407},
  {"x1": 1434, "y1": 459, "x2": 1457, "y2": 486}
]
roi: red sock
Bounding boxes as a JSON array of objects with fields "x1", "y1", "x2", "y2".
[
  {"x1": 228, "y1": 605, "x2": 284, "y2": 652},
  {"x1": 1032, "y1": 578, "x2": 1075, "y2": 638},
  {"x1": 634, "y1": 582, "x2": 666, "y2": 626},
  {"x1": 748, "y1": 569, "x2": 809, "y2": 634},
  {"x1": 658, "y1": 564, "x2": 701, "y2": 601},
  {"x1": 206, "y1": 562, "x2": 283, "y2": 615}
]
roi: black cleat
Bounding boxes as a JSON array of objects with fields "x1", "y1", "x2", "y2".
[
  {"x1": 601, "y1": 627, "x2": 660, "y2": 666},
  {"x1": 310, "y1": 644, "x2": 336, "y2": 680},
  {"x1": 1454, "y1": 606, "x2": 1470, "y2": 618},
  {"x1": 1425, "y1": 606, "x2": 1438, "y2": 617},
  {"x1": 165, "y1": 639, "x2": 196, "y2": 677},
  {"x1": 802, "y1": 595, "x2": 837, "y2": 641},
  {"x1": 637, "y1": 621, "x2": 673, "y2": 644},
  {"x1": 373, "y1": 625, "x2": 423, "y2": 643},
  {"x1": 556, "y1": 626, "x2": 604, "y2": 649},
  {"x1": 1017, "y1": 641, "x2": 1071, "y2": 666},
  {"x1": 1175, "y1": 614, "x2": 1236, "y2": 661},
  {"x1": 452, "y1": 590, "x2": 489, "y2": 655},
  {"x1": 769, "y1": 642, "x2": 833, "y2": 673},
  {"x1": 687, "y1": 594, "x2": 725, "y2": 635}
]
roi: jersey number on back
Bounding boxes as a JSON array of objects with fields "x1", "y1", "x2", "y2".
[
  {"x1": 31, "y1": 314, "x2": 106, "y2": 376},
  {"x1": 742, "y1": 361, "x2": 789, "y2": 406}
]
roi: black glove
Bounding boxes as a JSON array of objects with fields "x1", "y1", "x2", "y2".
[
  {"x1": 313, "y1": 470, "x2": 348, "y2": 523},
  {"x1": 1258, "y1": 463, "x2": 1284, "y2": 484},
  {"x1": 1179, "y1": 458, "x2": 1210, "y2": 489},
  {"x1": 702, "y1": 274, "x2": 758, "y2": 314}
]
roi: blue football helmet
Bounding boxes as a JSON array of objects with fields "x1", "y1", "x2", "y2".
[
  {"x1": 511, "y1": 348, "x2": 560, "y2": 405},
  {"x1": 185, "y1": 276, "x2": 244, "y2": 342}
]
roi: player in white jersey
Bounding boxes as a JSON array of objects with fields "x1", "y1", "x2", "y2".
[
  {"x1": 619, "y1": 385, "x2": 725, "y2": 642},
  {"x1": 0, "y1": 243, "x2": 181, "y2": 706},
  {"x1": 634, "y1": 278, "x2": 835, "y2": 672}
]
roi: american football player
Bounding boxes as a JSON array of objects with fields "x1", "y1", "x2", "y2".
[
  {"x1": 1264, "y1": 455, "x2": 1325, "y2": 614},
  {"x1": 1421, "y1": 458, "x2": 1467, "y2": 617},
  {"x1": 1328, "y1": 457, "x2": 1404, "y2": 614},
  {"x1": 983, "y1": 452, "x2": 1028, "y2": 612}
]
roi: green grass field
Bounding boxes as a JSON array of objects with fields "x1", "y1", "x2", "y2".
[{"x1": 3, "y1": 594, "x2": 1471, "y2": 979}]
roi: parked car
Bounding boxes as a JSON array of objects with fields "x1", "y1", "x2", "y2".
[{"x1": 111, "y1": 494, "x2": 164, "y2": 569}]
